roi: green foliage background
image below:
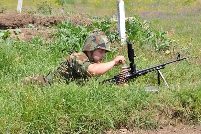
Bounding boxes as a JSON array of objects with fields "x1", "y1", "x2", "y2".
[{"x1": 0, "y1": 0, "x2": 201, "y2": 133}]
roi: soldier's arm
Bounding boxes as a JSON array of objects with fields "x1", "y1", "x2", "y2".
[{"x1": 88, "y1": 56, "x2": 126, "y2": 75}]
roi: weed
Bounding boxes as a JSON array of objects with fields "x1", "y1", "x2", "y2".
[
  {"x1": 126, "y1": 15, "x2": 172, "y2": 51},
  {"x1": 37, "y1": 1, "x2": 53, "y2": 15},
  {"x1": 50, "y1": 19, "x2": 90, "y2": 55},
  {"x1": 0, "y1": 30, "x2": 10, "y2": 41}
]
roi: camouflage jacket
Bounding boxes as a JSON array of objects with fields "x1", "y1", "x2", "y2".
[
  {"x1": 21, "y1": 52, "x2": 92, "y2": 86},
  {"x1": 51, "y1": 52, "x2": 92, "y2": 84}
]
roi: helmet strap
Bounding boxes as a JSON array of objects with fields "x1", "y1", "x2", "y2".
[
  {"x1": 85, "y1": 51, "x2": 94, "y2": 62},
  {"x1": 90, "y1": 51, "x2": 94, "y2": 62}
]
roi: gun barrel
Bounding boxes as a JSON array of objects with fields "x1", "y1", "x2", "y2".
[
  {"x1": 127, "y1": 56, "x2": 186, "y2": 79},
  {"x1": 163, "y1": 57, "x2": 186, "y2": 65}
]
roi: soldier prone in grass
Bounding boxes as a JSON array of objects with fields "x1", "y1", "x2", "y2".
[{"x1": 22, "y1": 33, "x2": 126, "y2": 85}]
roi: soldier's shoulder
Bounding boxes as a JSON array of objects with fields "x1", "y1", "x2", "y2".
[{"x1": 68, "y1": 52, "x2": 89, "y2": 62}]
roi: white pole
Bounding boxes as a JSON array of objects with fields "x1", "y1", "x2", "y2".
[
  {"x1": 17, "y1": 0, "x2": 23, "y2": 13},
  {"x1": 117, "y1": 0, "x2": 126, "y2": 45}
]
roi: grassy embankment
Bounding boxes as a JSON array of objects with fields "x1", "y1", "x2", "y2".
[{"x1": 0, "y1": 0, "x2": 201, "y2": 133}]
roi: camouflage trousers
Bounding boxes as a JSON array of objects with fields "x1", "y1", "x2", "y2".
[
  {"x1": 21, "y1": 72, "x2": 68, "y2": 86},
  {"x1": 21, "y1": 75, "x2": 51, "y2": 86}
]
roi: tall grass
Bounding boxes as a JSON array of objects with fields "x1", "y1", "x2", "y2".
[{"x1": 0, "y1": 0, "x2": 201, "y2": 133}]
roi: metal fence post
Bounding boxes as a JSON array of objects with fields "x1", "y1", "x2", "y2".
[
  {"x1": 17, "y1": 0, "x2": 23, "y2": 13},
  {"x1": 117, "y1": 0, "x2": 126, "y2": 45}
]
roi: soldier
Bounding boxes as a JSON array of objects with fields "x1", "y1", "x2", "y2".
[{"x1": 22, "y1": 33, "x2": 126, "y2": 86}]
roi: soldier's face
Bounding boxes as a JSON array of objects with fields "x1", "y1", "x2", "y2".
[{"x1": 92, "y1": 48, "x2": 106, "y2": 63}]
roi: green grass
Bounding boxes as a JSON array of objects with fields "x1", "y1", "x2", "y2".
[{"x1": 1, "y1": 0, "x2": 201, "y2": 133}]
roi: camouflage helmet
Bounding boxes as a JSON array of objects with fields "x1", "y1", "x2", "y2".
[{"x1": 82, "y1": 34, "x2": 111, "y2": 52}]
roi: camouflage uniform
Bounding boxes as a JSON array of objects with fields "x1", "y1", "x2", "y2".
[
  {"x1": 21, "y1": 33, "x2": 111, "y2": 86},
  {"x1": 22, "y1": 52, "x2": 92, "y2": 86},
  {"x1": 50, "y1": 52, "x2": 92, "y2": 84},
  {"x1": 50, "y1": 33, "x2": 111, "y2": 84}
]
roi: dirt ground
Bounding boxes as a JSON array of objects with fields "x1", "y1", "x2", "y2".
[
  {"x1": 105, "y1": 124, "x2": 201, "y2": 134},
  {"x1": 0, "y1": 12, "x2": 201, "y2": 134},
  {"x1": 0, "y1": 12, "x2": 92, "y2": 41}
]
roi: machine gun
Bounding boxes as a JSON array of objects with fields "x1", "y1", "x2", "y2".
[{"x1": 102, "y1": 41, "x2": 186, "y2": 87}]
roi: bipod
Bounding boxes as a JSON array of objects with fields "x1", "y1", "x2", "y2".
[{"x1": 157, "y1": 69, "x2": 169, "y2": 88}]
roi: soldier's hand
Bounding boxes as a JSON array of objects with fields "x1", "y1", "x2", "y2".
[{"x1": 113, "y1": 56, "x2": 126, "y2": 66}]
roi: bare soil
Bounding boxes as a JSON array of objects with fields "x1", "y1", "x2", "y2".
[
  {"x1": 105, "y1": 124, "x2": 201, "y2": 134},
  {"x1": 0, "y1": 12, "x2": 200, "y2": 134},
  {"x1": 0, "y1": 12, "x2": 92, "y2": 41}
]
